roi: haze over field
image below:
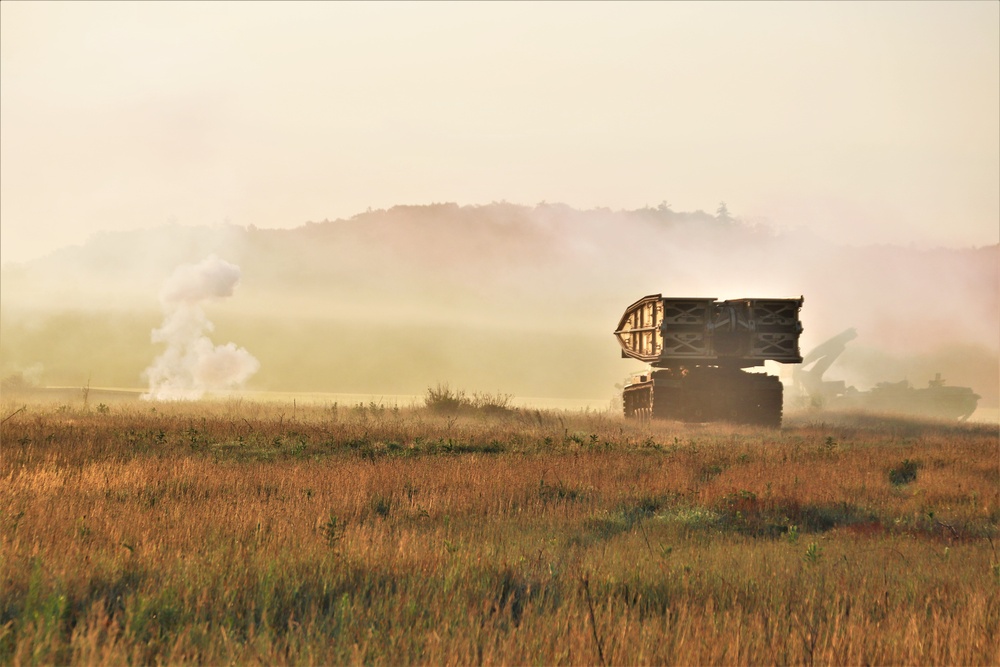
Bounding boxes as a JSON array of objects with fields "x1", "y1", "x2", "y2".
[
  {"x1": 1, "y1": 204, "x2": 997, "y2": 411},
  {"x1": 2, "y1": 2, "x2": 998, "y2": 264},
  {"x1": 1, "y1": 3, "x2": 997, "y2": 411}
]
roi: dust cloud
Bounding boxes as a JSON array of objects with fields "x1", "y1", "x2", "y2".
[
  {"x1": 0, "y1": 203, "x2": 996, "y2": 414},
  {"x1": 140, "y1": 256, "x2": 259, "y2": 400}
]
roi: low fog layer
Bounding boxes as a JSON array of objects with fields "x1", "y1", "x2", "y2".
[{"x1": 1, "y1": 203, "x2": 997, "y2": 409}]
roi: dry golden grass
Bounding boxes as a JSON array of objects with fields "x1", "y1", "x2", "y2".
[{"x1": 1, "y1": 397, "x2": 998, "y2": 665}]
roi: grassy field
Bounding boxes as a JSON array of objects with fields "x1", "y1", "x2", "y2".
[{"x1": 1, "y1": 394, "x2": 998, "y2": 665}]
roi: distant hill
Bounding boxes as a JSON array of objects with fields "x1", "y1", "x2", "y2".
[{"x1": 2, "y1": 203, "x2": 997, "y2": 406}]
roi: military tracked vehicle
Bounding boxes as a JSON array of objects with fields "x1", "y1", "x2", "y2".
[
  {"x1": 793, "y1": 328, "x2": 980, "y2": 421},
  {"x1": 614, "y1": 294, "x2": 804, "y2": 426}
]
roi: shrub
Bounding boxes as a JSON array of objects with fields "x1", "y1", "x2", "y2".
[
  {"x1": 371, "y1": 494, "x2": 393, "y2": 519},
  {"x1": 424, "y1": 385, "x2": 515, "y2": 416},
  {"x1": 889, "y1": 459, "x2": 920, "y2": 486},
  {"x1": 424, "y1": 384, "x2": 469, "y2": 413},
  {"x1": 470, "y1": 391, "x2": 514, "y2": 415}
]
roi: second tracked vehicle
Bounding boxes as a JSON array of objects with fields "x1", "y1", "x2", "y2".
[
  {"x1": 614, "y1": 294, "x2": 804, "y2": 426},
  {"x1": 793, "y1": 328, "x2": 980, "y2": 421}
]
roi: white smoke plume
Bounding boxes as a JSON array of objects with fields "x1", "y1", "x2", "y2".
[{"x1": 141, "y1": 255, "x2": 260, "y2": 400}]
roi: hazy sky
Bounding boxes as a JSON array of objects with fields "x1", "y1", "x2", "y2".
[{"x1": 2, "y1": 1, "x2": 998, "y2": 264}]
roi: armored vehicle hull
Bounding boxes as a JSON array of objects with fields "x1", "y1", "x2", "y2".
[
  {"x1": 812, "y1": 376, "x2": 980, "y2": 422},
  {"x1": 622, "y1": 367, "x2": 784, "y2": 426}
]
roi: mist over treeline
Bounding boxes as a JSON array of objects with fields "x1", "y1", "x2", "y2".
[{"x1": 1, "y1": 202, "x2": 997, "y2": 407}]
